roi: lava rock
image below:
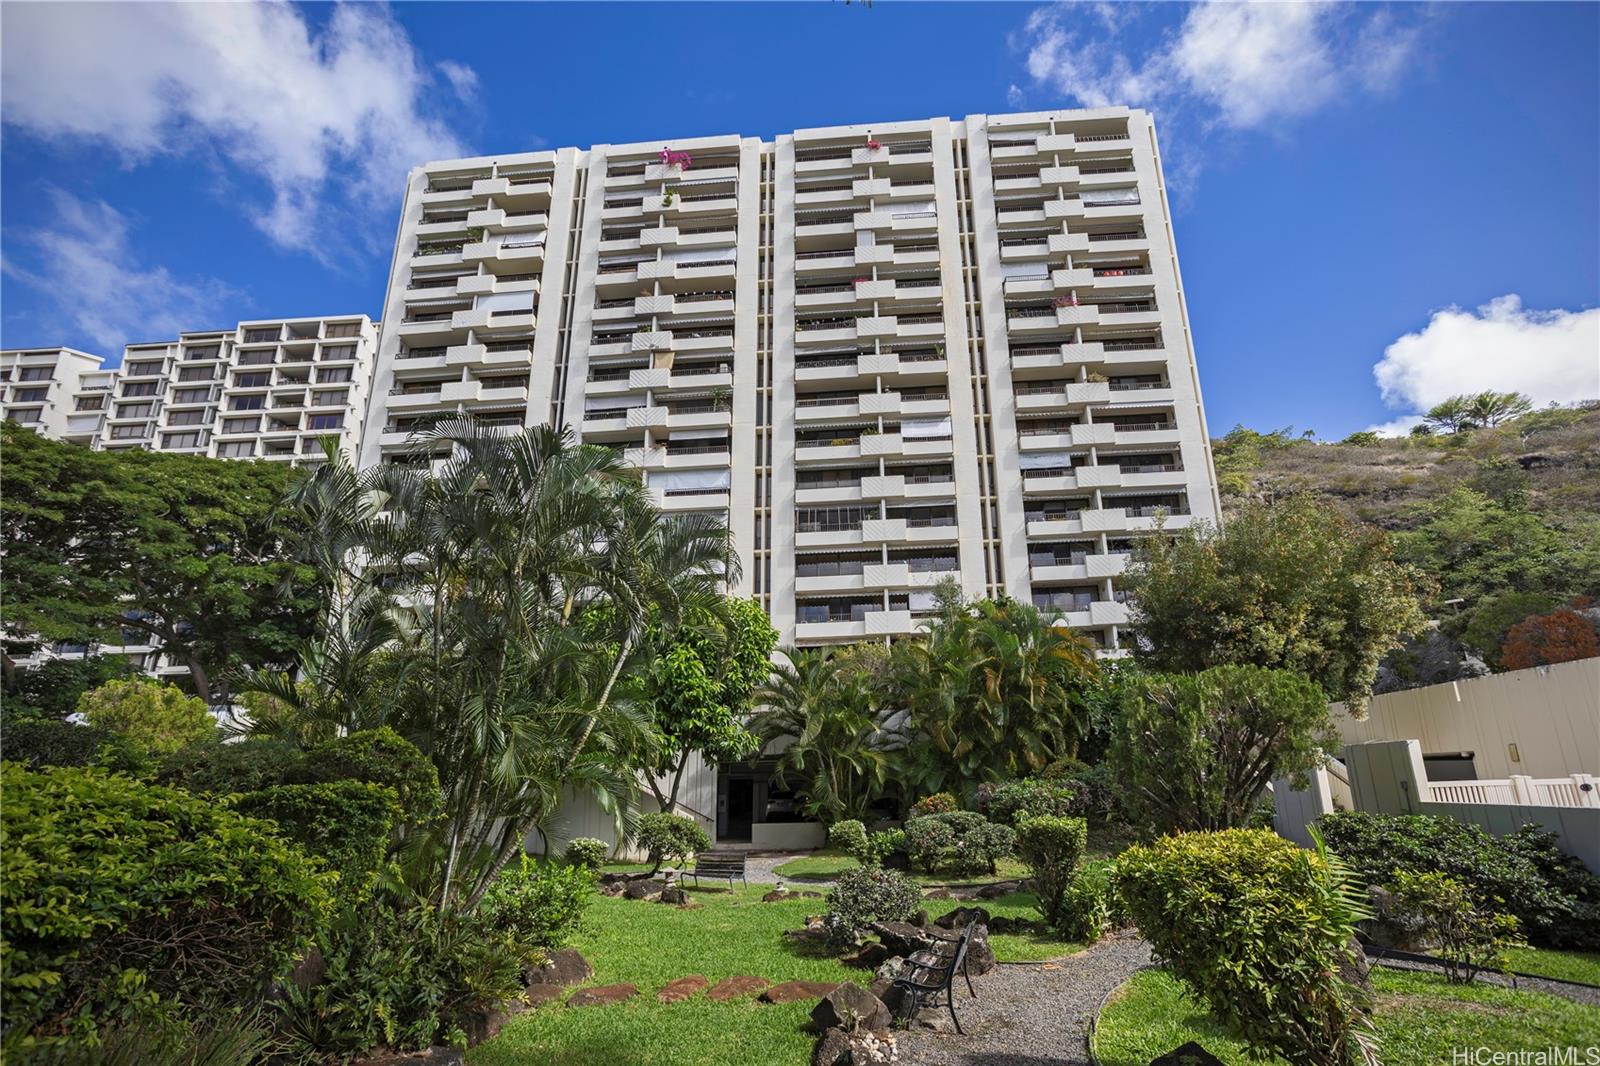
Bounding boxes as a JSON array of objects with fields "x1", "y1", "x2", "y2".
[
  {"x1": 975, "y1": 880, "x2": 1022, "y2": 899},
  {"x1": 874, "y1": 956, "x2": 906, "y2": 982},
  {"x1": 527, "y1": 948, "x2": 592, "y2": 986},
  {"x1": 934, "y1": 905, "x2": 991, "y2": 930},
  {"x1": 597, "y1": 880, "x2": 625, "y2": 897},
  {"x1": 841, "y1": 941, "x2": 890, "y2": 969},
  {"x1": 624, "y1": 879, "x2": 666, "y2": 901},
  {"x1": 657, "y1": 975, "x2": 709, "y2": 1003},
  {"x1": 761, "y1": 980, "x2": 843, "y2": 1004},
  {"x1": 813, "y1": 1027, "x2": 853, "y2": 1066},
  {"x1": 658, "y1": 886, "x2": 689, "y2": 905},
  {"x1": 809, "y1": 982, "x2": 891, "y2": 1033},
  {"x1": 566, "y1": 983, "x2": 638, "y2": 1007},
  {"x1": 707, "y1": 975, "x2": 771, "y2": 1001},
  {"x1": 523, "y1": 985, "x2": 565, "y2": 1007}
]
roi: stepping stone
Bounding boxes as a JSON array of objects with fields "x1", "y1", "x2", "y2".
[
  {"x1": 566, "y1": 983, "x2": 638, "y2": 1007},
  {"x1": 657, "y1": 975, "x2": 710, "y2": 1003},
  {"x1": 524, "y1": 985, "x2": 565, "y2": 1007},
  {"x1": 760, "y1": 980, "x2": 842, "y2": 1004},
  {"x1": 706, "y1": 975, "x2": 770, "y2": 1001}
]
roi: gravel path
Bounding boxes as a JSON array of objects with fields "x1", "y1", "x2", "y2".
[
  {"x1": 895, "y1": 933, "x2": 1152, "y2": 1066},
  {"x1": 742, "y1": 852, "x2": 822, "y2": 886}
]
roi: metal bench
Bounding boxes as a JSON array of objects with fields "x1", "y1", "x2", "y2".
[
  {"x1": 684, "y1": 850, "x2": 748, "y2": 888},
  {"x1": 891, "y1": 920, "x2": 979, "y2": 1033}
]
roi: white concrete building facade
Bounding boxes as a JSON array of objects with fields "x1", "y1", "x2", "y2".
[
  {"x1": 1, "y1": 347, "x2": 109, "y2": 444},
  {"x1": 364, "y1": 107, "x2": 1221, "y2": 653}
]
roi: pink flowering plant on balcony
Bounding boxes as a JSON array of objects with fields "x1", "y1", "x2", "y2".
[
  {"x1": 1053, "y1": 294, "x2": 1080, "y2": 308},
  {"x1": 659, "y1": 147, "x2": 694, "y2": 169},
  {"x1": 864, "y1": 138, "x2": 883, "y2": 150}
]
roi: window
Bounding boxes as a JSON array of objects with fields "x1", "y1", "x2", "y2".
[
  {"x1": 124, "y1": 360, "x2": 163, "y2": 376},
  {"x1": 184, "y1": 346, "x2": 220, "y2": 361},
  {"x1": 237, "y1": 351, "x2": 276, "y2": 366},
  {"x1": 171, "y1": 388, "x2": 211, "y2": 404},
  {"x1": 116, "y1": 403, "x2": 154, "y2": 419},
  {"x1": 178, "y1": 367, "x2": 214, "y2": 382},
  {"x1": 109, "y1": 424, "x2": 147, "y2": 440},
  {"x1": 323, "y1": 322, "x2": 360, "y2": 338},
  {"x1": 316, "y1": 366, "x2": 353, "y2": 384},
  {"x1": 233, "y1": 372, "x2": 270, "y2": 388},
  {"x1": 243, "y1": 328, "x2": 280, "y2": 343},
  {"x1": 11, "y1": 387, "x2": 48, "y2": 403},
  {"x1": 76, "y1": 396, "x2": 106, "y2": 412},
  {"x1": 162, "y1": 432, "x2": 202, "y2": 450},
  {"x1": 17, "y1": 366, "x2": 55, "y2": 382},
  {"x1": 216, "y1": 441, "x2": 255, "y2": 458},
  {"x1": 230, "y1": 396, "x2": 265, "y2": 411},
  {"x1": 121, "y1": 382, "x2": 160, "y2": 398},
  {"x1": 166, "y1": 409, "x2": 207, "y2": 426},
  {"x1": 311, "y1": 389, "x2": 348, "y2": 407},
  {"x1": 308, "y1": 413, "x2": 344, "y2": 430},
  {"x1": 222, "y1": 416, "x2": 259, "y2": 434},
  {"x1": 321, "y1": 344, "x2": 357, "y2": 361},
  {"x1": 6, "y1": 409, "x2": 42, "y2": 424}
]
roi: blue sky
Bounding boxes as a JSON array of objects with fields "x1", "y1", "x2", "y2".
[{"x1": 3, "y1": 1, "x2": 1596, "y2": 437}]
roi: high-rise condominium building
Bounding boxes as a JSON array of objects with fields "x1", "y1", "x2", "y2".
[
  {"x1": 364, "y1": 106, "x2": 1220, "y2": 657},
  {"x1": 1, "y1": 347, "x2": 110, "y2": 444},
  {"x1": 101, "y1": 316, "x2": 378, "y2": 462}
]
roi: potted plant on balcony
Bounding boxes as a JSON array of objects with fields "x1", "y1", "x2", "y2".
[
  {"x1": 709, "y1": 386, "x2": 732, "y2": 412},
  {"x1": 864, "y1": 136, "x2": 883, "y2": 151},
  {"x1": 660, "y1": 188, "x2": 676, "y2": 208},
  {"x1": 659, "y1": 147, "x2": 693, "y2": 170},
  {"x1": 1053, "y1": 293, "x2": 1079, "y2": 308}
]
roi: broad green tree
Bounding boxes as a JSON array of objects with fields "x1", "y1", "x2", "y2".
[
  {"x1": 1125, "y1": 496, "x2": 1428, "y2": 715},
  {"x1": 77, "y1": 678, "x2": 216, "y2": 755},
  {"x1": 630, "y1": 597, "x2": 776, "y2": 814},
  {"x1": 1423, "y1": 395, "x2": 1476, "y2": 434},
  {"x1": 1467, "y1": 390, "x2": 1534, "y2": 428},
  {"x1": 1110, "y1": 664, "x2": 1338, "y2": 834},
  {"x1": 0, "y1": 424, "x2": 316, "y2": 701}
]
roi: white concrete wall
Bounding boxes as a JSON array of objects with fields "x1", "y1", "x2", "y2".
[{"x1": 1334, "y1": 659, "x2": 1599, "y2": 779}]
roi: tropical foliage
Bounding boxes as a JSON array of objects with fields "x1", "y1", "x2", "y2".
[{"x1": 75, "y1": 678, "x2": 215, "y2": 756}]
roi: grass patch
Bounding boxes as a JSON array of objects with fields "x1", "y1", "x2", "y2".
[
  {"x1": 469, "y1": 885, "x2": 859, "y2": 1066},
  {"x1": 1094, "y1": 966, "x2": 1600, "y2": 1065},
  {"x1": 1504, "y1": 945, "x2": 1600, "y2": 986},
  {"x1": 974, "y1": 892, "x2": 1089, "y2": 963},
  {"x1": 771, "y1": 848, "x2": 1032, "y2": 885}
]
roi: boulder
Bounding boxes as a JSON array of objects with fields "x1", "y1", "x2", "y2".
[
  {"x1": 566, "y1": 983, "x2": 638, "y2": 1007},
  {"x1": 707, "y1": 975, "x2": 771, "y2": 1002},
  {"x1": 658, "y1": 886, "x2": 690, "y2": 905},
  {"x1": 923, "y1": 887, "x2": 953, "y2": 900},
  {"x1": 975, "y1": 880, "x2": 1022, "y2": 899},
  {"x1": 290, "y1": 945, "x2": 326, "y2": 991},
  {"x1": 761, "y1": 980, "x2": 843, "y2": 1004},
  {"x1": 841, "y1": 941, "x2": 890, "y2": 969},
  {"x1": 597, "y1": 881, "x2": 625, "y2": 897},
  {"x1": 1151, "y1": 1042, "x2": 1228, "y2": 1065},
  {"x1": 624, "y1": 879, "x2": 666, "y2": 901},
  {"x1": 527, "y1": 948, "x2": 592, "y2": 986},
  {"x1": 809, "y1": 982, "x2": 891, "y2": 1033},
  {"x1": 873, "y1": 956, "x2": 906, "y2": 982},
  {"x1": 868, "y1": 977, "x2": 905, "y2": 1015},
  {"x1": 813, "y1": 1027, "x2": 853, "y2": 1066},
  {"x1": 657, "y1": 975, "x2": 709, "y2": 1003},
  {"x1": 868, "y1": 920, "x2": 996, "y2": 977},
  {"x1": 461, "y1": 1004, "x2": 520, "y2": 1046},
  {"x1": 934, "y1": 905, "x2": 991, "y2": 930},
  {"x1": 965, "y1": 923, "x2": 997, "y2": 976},
  {"x1": 523, "y1": 985, "x2": 565, "y2": 1007}
]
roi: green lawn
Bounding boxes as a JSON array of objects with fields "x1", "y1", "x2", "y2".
[
  {"x1": 1504, "y1": 945, "x2": 1600, "y2": 986},
  {"x1": 771, "y1": 848, "x2": 1033, "y2": 885},
  {"x1": 1094, "y1": 967, "x2": 1600, "y2": 1065},
  {"x1": 471, "y1": 879, "x2": 1089, "y2": 1066}
]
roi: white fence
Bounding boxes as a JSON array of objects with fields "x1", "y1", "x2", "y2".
[{"x1": 1427, "y1": 773, "x2": 1599, "y2": 808}]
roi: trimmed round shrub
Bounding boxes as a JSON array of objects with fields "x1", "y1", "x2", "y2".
[
  {"x1": 828, "y1": 819, "x2": 870, "y2": 863},
  {"x1": 1114, "y1": 829, "x2": 1374, "y2": 1066},
  {"x1": 1014, "y1": 814, "x2": 1087, "y2": 928},
  {"x1": 823, "y1": 866, "x2": 922, "y2": 949},
  {"x1": 2, "y1": 720, "x2": 147, "y2": 775},
  {"x1": 635, "y1": 811, "x2": 711, "y2": 872},
  {"x1": 75, "y1": 678, "x2": 215, "y2": 756},
  {"x1": 978, "y1": 777, "x2": 1076, "y2": 827},
  {"x1": 480, "y1": 855, "x2": 595, "y2": 952},
  {"x1": 909, "y1": 792, "x2": 958, "y2": 819},
  {"x1": 157, "y1": 738, "x2": 304, "y2": 795},
  {"x1": 867, "y1": 828, "x2": 909, "y2": 868},
  {"x1": 232, "y1": 781, "x2": 400, "y2": 905},
  {"x1": 295, "y1": 727, "x2": 442, "y2": 823},
  {"x1": 563, "y1": 837, "x2": 608, "y2": 869},
  {"x1": 1318, "y1": 811, "x2": 1577, "y2": 946},
  {"x1": 1, "y1": 764, "x2": 331, "y2": 1057},
  {"x1": 904, "y1": 811, "x2": 1016, "y2": 876}
]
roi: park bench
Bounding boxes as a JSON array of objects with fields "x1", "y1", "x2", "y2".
[
  {"x1": 684, "y1": 850, "x2": 748, "y2": 888},
  {"x1": 891, "y1": 919, "x2": 979, "y2": 1033}
]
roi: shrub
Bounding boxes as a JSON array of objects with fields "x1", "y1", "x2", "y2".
[
  {"x1": 1114, "y1": 829, "x2": 1375, "y2": 1066},
  {"x1": 866, "y1": 828, "x2": 908, "y2": 868},
  {"x1": 1387, "y1": 870, "x2": 1520, "y2": 984},
  {"x1": 978, "y1": 777, "x2": 1076, "y2": 827},
  {"x1": 1058, "y1": 874, "x2": 1109, "y2": 944},
  {"x1": 908, "y1": 792, "x2": 957, "y2": 819},
  {"x1": 4, "y1": 656, "x2": 137, "y2": 723},
  {"x1": 1, "y1": 720, "x2": 147, "y2": 775},
  {"x1": 1318, "y1": 811, "x2": 1572, "y2": 945},
  {"x1": 1501, "y1": 825, "x2": 1600, "y2": 949},
  {"x1": 635, "y1": 811, "x2": 711, "y2": 874},
  {"x1": 563, "y1": 837, "x2": 608, "y2": 869},
  {"x1": 232, "y1": 781, "x2": 400, "y2": 905},
  {"x1": 157, "y1": 739, "x2": 304, "y2": 795},
  {"x1": 75, "y1": 679, "x2": 215, "y2": 756},
  {"x1": 295, "y1": 727, "x2": 442, "y2": 824},
  {"x1": 1014, "y1": 815, "x2": 1087, "y2": 928},
  {"x1": 823, "y1": 867, "x2": 922, "y2": 949},
  {"x1": 1047, "y1": 761, "x2": 1120, "y2": 821},
  {"x1": 828, "y1": 819, "x2": 871, "y2": 863},
  {"x1": 1, "y1": 764, "x2": 330, "y2": 1058},
  {"x1": 904, "y1": 812, "x2": 1016, "y2": 876},
  {"x1": 479, "y1": 856, "x2": 595, "y2": 952}
]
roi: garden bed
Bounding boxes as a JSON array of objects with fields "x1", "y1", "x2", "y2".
[{"x1": 1092, "y1": 967, "x2": 1600, "y2": 1065}]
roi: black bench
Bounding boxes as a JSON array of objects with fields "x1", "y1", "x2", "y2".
[
  {"x1": 891, "y1": 920, "x2": 979, "y2": 1033},
  {"x1": 684, "y1": 850, "x2": 748, "y2": 888}
]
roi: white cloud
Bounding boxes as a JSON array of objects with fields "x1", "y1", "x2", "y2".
[
  {"x1": 1019, "y1": 2, "x2": 1423, "y2": 133},
  {"x1": 1364, "y1": 415, "x2": 1426, "y2": 438},
  {"x1": 0, "y1": 3, "x2": 472, "y2": 260},
  {"x1": 2, "y1": 190, "x2": 238, "y2": 352},
  {"x1": 1006, "y1": 83, "x2": 1028, "y2": 109},
  {"x1": 438, "y1": 60, "x2": 480, "y2": 102},
  {"x1": 1373, "y1": 295, "x2": 1600, "y2": 414}
]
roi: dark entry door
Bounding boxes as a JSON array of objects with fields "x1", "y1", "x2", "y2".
[{"x1": 724, "y1": 778, "x2": 754, "y2": 842}]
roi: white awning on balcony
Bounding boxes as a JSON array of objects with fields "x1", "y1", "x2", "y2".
[
  {"x1": 665, "y1": 246, "x2": 736, "y2": 264},
  {"x1": 669, "y1": 428, "x2": 730, "y2": 441},
  {"x1": 1001, "y1": 261, "x2": 1050, "y2": 279},
  {"x1": 1018, "y1": 450, "x2": 1073, "y2": 469},
  {"x1": 476, "y1": 292, "x2": 533, "y2": 312},
  {"x1": 650, "y1": 468, "x2": 731, "y2": 491},
  {"x1": 901, "y1": 417, "x2": 952, "y2": 439},
  {"x1": 1081, "y1": 188, "x2": 1141, "y2": 206},
  {"x1": 585, "y1": 392, "x2": 643, "y2": 411}
]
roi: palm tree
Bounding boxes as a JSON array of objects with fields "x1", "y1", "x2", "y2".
[
  {"x1": 1423, "y1": 395, "x2": 1475, "y2": 434},
  {"x1": 753, "y1": 648, "x2": 890, "y2": 822},
  {"x1": 1467, "y1": 390, "x2": 1533, "y2": 428}
]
